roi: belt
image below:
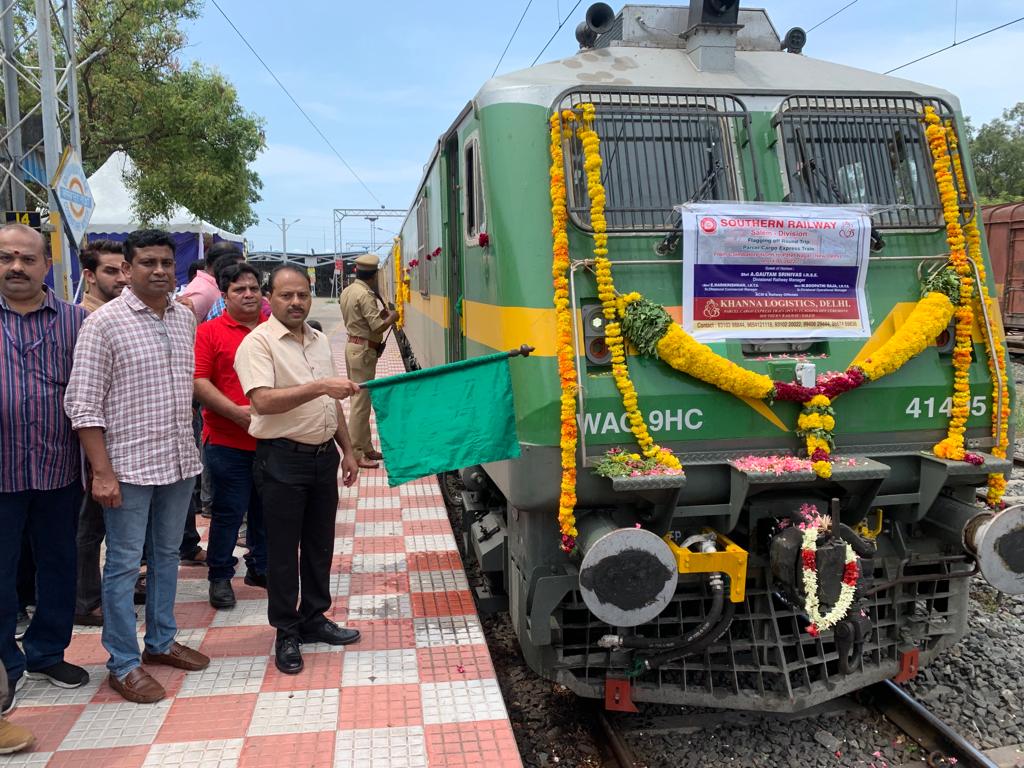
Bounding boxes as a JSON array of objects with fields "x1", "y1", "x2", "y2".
[
  {"x1": 348, "y1": 335, "x2": 383, "y2": 353},
  {"x1": 266, "y1": 438, "x2": 336, "y2": 456}
]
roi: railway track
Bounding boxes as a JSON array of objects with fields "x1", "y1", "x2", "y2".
[{"x1": 593, "y1": 682, "x2": 1000, "y2": 768}]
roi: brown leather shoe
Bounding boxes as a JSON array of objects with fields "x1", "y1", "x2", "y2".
[
  {"x1": 0, "y1": 718, "x2": 34, "y2": 753},
  {"x1": 364, "y1": 449, "x2": 384, "y2": 461},
  {"x1": 142, "y1": 642, "x2": 210, "y2": 672},
  {"x1": 108, "y1": 667, "x2": 165, "y2": 704}
]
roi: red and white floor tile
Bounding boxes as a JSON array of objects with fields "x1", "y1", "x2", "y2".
[{"x1": 6, "y1": 333, "x2": 522, "y2": 767}]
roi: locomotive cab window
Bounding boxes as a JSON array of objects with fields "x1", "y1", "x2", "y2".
[
  {"x1": 774, "y1": 95, "x2": 960, "y2": 229},
  {"x1": 415, "y1": 194, "x2": 429, "y2": 296},
  {"x1": 463, "y1": 135, "x2": 486, "y2": 240},
  {"x1": 557, "y1": 91, "x2": 755, "y2": 232}
]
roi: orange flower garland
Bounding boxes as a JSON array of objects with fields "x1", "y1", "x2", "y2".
[
  {"x1": 925, "y1": 107, "x2": 974, "y2": 462},
  {"x1": 577, "y1": 104, "x2": 680, "y2": 472},
  {"x1": 952, "y1": 136, "x2": 1011, "y2": 505},
  {"x1": 550, "y1": 109, "x2": 580, "y2": 552}
]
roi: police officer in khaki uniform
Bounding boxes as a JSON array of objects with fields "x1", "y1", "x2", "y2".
[{"x1": 339, "y1": 254, "x2": 398, "y2": 469}]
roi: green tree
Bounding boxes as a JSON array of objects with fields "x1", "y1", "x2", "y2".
[
  {"x1": 968, "y1": 102, "x2": 1024, "y2": 205},
  {"x1": 74, "y1": 0, "x2": 265, "y2": 232}
]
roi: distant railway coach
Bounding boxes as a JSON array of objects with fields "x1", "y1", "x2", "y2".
[
  {"x1": 381, "y1": 0, "x2": 1022, "y2": 713},
  {"x1": 983, "y1": 202, "x2": 1024, "y2": 330}
]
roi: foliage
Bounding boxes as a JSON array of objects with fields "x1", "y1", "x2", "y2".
[
  {"x1": 620, "y1": 297, "x2": 672, "y2": 357},
  {"x1": 968, "y1": 102, "x2": 1024, "y2": 205},
  {"x1": 921, "y1": 265, "x2": 961, "y2": 305},
  {"x1": 12, "y1": 0, "x2": 265, "y2": 232}
]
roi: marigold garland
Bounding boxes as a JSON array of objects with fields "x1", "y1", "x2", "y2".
[
  {"x1": 949, "y1": 125, "x2": 1011, "y2": 504},
  {"x1": 925, "y1": 107, "x2": 974, "y2": 463},
  {"x1": 797, "y1": 395, "x2": 835, "y2": 480},
  {"x1": 577, "y1": 104, "x2": 680, "y2": 472},
  {"x1": 392, "y1": 238, "x2": 409, "y2": 331},
  {"x1": 920, "y1": 109, "x2": 1010, "y2": 506},
  {"x1": 621, "y1": 292, "x2": 955, "y2": 478},
  {"x1": 550, "y1": 109, "x2": 579, "y2": 552}
]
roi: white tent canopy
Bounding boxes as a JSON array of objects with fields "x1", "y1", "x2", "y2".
[{"x1": 86, "y1": 151, "x2": 242, "y2": 241}]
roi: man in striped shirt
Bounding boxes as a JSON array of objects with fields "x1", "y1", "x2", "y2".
[
  {"x1": 65, "y1": 229, "x2": 210, "y2": 704},
  {"x1": 0, "y1": 223, "x2": 90, "y2": 704}
]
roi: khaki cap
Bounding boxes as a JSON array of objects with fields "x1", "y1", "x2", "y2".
[{"x1": 354, "y1": 254, "x2": 380, "y2": 270}]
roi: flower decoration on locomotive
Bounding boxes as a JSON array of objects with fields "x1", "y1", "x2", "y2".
[
  {"x1": 547, "y1": 102, "x2": 1009, "y2": 553},
  {"x1": 791, "y1": 503, "x2": 860, "y2": 637}
]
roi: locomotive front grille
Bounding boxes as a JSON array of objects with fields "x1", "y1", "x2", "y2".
[{"x1": 548, "y1": 557, "x2": 970, "y2": 710}]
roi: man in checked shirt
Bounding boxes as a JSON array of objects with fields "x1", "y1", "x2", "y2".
[{"x1": 65, "y1": 229, "x2": 210, "y2": 704}]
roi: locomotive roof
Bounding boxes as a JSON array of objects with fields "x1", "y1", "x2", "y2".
[{"x1": 476, "y1": 46, "x2": 961, "y2": 113}]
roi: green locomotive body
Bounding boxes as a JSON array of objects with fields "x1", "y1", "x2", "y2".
[{"x1": 386, "y1": 3, "x2": 1020, "y2": 710}]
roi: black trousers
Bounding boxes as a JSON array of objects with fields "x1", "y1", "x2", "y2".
[
  {"x1": 76, "y1": 496, "x2": 105, "y2": 614},
  {"x1": 255, "y1": 439, "x2": 339, "y2": 641}
]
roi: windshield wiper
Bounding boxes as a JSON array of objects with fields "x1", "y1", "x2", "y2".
[
  {"x1": 792, "y1": 127, "x2": 885, "y2": 251},
  {"x1": 656, "y1": 151, "x2": 723, "y2": 256}
]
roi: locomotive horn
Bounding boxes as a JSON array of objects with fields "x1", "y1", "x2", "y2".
[
  {"x1": 575, "y1": 2, "x2": 615, "y2": 49},
  {"x1": 576, "y1": 513, "x2": 678, "y2": 626},
  {"x1": 924, "y1": 497, "x2": 1024, "y2": 594}
]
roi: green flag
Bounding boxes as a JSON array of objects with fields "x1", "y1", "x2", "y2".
[{"x1": 363, "y1": 352, "x2": 521, "y2": 487}]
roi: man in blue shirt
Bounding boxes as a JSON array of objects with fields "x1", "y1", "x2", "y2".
[{"x1": 0, "y1": 224, "x2": 90, "y2": 708}]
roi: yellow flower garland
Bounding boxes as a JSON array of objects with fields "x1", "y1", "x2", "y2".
[
  {"x1": 392, "y1": 238, "x2": 409, "y2": 331},
  {"x1": 925, "y1": 107, "x2": 974, "y2": 462},
  {"x1": 550, "y1": 109, "x2": 580, "y2": 551},
  {"x1": 925, "y1": 110, "x2": 1010, "y2": 507},
  {"x1": 652, "y1": 323, "x2": 774, "y2": 400},
  {"x1": 859, "y1": 292, "x2": 956, "y2": 381},
  {"x1": 577, "y1": 104, "x2": 680, "y2": 471},
  {"x1": 949, "y1": 125, "x2": 1011, "y2": 504}
]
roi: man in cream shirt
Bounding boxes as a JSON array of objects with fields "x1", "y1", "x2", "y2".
[{"x1": 234, "y1": 265, "x2": 361, "y2": 675}]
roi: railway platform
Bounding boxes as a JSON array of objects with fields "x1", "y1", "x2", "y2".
[{"x1": 4, "y1": 300, "x2": 523, "y2": 768}]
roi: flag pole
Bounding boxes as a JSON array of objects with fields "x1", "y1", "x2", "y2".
[{"x1": 506, "y1": 344, "x2": 535, "y2": 358}]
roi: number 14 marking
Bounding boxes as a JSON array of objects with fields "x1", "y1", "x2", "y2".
[{"x1": 905, "y1": 396, "x2": 987, "y2": 419}]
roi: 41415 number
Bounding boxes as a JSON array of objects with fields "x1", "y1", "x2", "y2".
[{"x1": 905, "y1": 396, "x2": 986, "y2": 419}]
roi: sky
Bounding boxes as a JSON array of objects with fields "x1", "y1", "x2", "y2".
[{"x1": 181, "y1": 1, "x2": 1024, "y2": 254}]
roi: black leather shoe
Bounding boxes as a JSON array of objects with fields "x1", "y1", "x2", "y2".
[
  {"x1": 243, "y1": 570, "x2": 267, "y2": 589},
  {"x1": 275, "y1": 637, "x2": 303, "y2": 674},
  {"x1": 208, "y1": 579, "x2": 236, "y2": 609},
  {"x1": 299, "y1": 619, "x2": 361, "y2": 646}
]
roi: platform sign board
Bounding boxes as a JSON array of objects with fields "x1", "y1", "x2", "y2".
[
  {"x1": 680, "y1": 203, "x2": 871, "y2": 341},
  {"x1": 4, "y1": 211, "x2": 42, "y2": 230},
  {"x1": 51, "y1": 148, "x2": 94, "y2": 247}
]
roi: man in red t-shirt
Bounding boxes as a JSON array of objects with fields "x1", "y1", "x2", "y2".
[{"x1": 194, "y1": 263, "x2": 268, "y2": 608}]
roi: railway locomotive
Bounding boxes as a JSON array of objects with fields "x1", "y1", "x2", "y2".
[{"x1": 383, "y1": 1, "x2": 1024, "y2": 711}]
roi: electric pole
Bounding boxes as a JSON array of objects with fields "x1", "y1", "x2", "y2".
[
  {"x1": 0, "y1": 0, "x2": 85, "y2": 300},
  {"x1": 266, "y1": 217, "x2": 300, "y2": 263}
]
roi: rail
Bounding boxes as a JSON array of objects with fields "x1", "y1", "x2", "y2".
[{"x1": 865, "y1": 681, "x2": 998, "y2": 768}]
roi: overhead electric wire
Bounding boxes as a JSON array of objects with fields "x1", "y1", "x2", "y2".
[
  {"x1": 884, "y1": 14, "x2": 1024, "y2": 73},
  {"x1": 492, "y1": 0, "x2": 535, "y2": 77},
  {"x1": 208, "y1": 0, "x2": 385, "y2": 207},
  {"x1": 807, "y1": 0, "x2": 859, "y2": 33},
  {"x1": 532, "y1": 0, "x2": 585, "y2": 66}
]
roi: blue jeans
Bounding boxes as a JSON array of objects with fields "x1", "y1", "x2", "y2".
[
  {"x1": 205, "y1": 444, "x2": 267, "y2": 582},
  {"x1": 0, "y1": 483, "x2": 81, "y2": 681},
  {"x1": 101, "y1": 478, "x2": 195, "y2": 679}
]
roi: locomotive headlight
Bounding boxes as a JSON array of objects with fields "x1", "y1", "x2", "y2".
[{"x1": 582, "y1": 304, "x2": 612, "y2": 366}]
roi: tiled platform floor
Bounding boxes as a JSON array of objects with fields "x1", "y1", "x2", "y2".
[{"x1": 6, "y1": 315, "x2": 523, "y2": 768}]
